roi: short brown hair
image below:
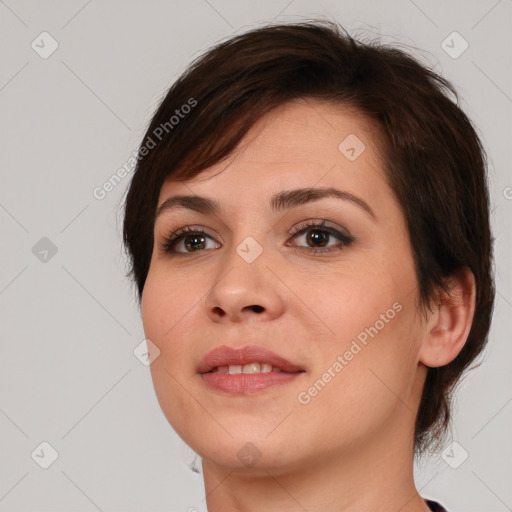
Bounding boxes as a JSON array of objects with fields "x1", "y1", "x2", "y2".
[{"x1": 122, "y1": 19, "x2": 495, "y2": 454}]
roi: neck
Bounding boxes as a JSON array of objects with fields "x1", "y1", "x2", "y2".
[{"x1": 202, "y1": 420, "x2": 431, "y2": 512}]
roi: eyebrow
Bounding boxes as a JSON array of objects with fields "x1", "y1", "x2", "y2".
[{"x1": 155, "y1": 187, "x2": 377, "y2": 221}]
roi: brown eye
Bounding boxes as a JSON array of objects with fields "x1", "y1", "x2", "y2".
[
  {"x1": 288, "y1": 221, "x2": 354, "y2": 253},
  {"x1": 304, "y1": 229, "x2": 330, "y2": 247},
  {"x1": 161, "y1": 226, "x2": 220, "y2": 254}
]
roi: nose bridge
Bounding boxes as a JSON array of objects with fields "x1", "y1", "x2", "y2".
[{"x1": 204, "y1": 233, "x2": 284, "y2": 322}]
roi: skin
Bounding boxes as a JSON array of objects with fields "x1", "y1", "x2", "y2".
[{"x1": 141, "y1": 98, "x2": 476, "y2": 512}]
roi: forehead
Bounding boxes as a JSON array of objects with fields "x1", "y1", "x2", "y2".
[
  {"x1": 157, "y1": 99, "x2": 389, "y2": 211},
  {"x1": 228, "y1": 99, "x2": 380, "y2": 161}
]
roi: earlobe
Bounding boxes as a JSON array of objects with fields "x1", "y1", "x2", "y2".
[{"x1": 419, "y1": 267, "x2": 476, "y2": 368}]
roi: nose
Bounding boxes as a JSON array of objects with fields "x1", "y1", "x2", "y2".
[{"x1": 204, "y1": 246, "x2": 286, "y2": 323}]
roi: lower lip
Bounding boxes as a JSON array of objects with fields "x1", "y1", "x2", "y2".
[{"x1": 200, "y1": 371, "x2": 303, "y2": 394}]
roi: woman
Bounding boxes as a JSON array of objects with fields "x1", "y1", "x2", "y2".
[{"x1": 122, "y1": 20, "x2": 495, "y2": 511}]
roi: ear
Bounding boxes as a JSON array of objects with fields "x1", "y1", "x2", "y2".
[{"x1": 418, "y1": 267, "x2": 476, "y2": 368}]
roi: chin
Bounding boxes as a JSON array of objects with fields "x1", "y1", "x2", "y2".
[
  {"x1": 201, "y1": 443, "x2": 302, "y2": 474},
  {"x1": 184, "y1": 427, "x2": 300, "y2": 471}
]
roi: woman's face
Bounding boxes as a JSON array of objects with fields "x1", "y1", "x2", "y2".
[{"x1": 142, "y1": 99, "x2": 429, "y2": 473}]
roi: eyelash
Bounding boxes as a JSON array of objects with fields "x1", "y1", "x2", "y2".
[{"x1": 159, "y1": 219, "x2": 354, "y2": 256}]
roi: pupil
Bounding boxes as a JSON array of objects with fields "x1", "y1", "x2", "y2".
[
  {"x1": 307, "y1": 230, "x2": 328, "y2": 247},
  {"x1": 185, "y1": 234, "x2": 205, "y2": 251}
]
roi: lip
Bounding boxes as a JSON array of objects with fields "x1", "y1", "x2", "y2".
[
  {"x1": 197, "y1": 344, "x2": 305, "y2": 395},
  {"x1": 201, "y1": 371, "x2": 303, "y2": 394},
  {"x1": 196, "y1": 344, "x2": 305, "y2": 374}
]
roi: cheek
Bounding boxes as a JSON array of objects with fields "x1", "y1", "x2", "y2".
[
  {"x1": 297, "y1": 258, "x2": 421, "y2": 427},
  {"x1": 295, "y1": 307, "x2": 421, "y2": 450},
  {"x1": 306, "y1": 268, "x2": 396, "y2": 344},
  {"x1": 141, "y1": 268, "x2": 204, "y2": 436},
  {"x1": 344, "y1": 300, "x2": 419, "y2": 380},
  {"x1": 142, "y1": 265, "x2": 198, "y2": 340},
  {"x1": 141, "y1": 267, "x2": 203, "y2": 385}
]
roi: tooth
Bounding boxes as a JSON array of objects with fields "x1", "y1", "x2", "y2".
[
  {"x1": 243, "y1": 362, "x2": 261, "y2": 374},
  {"x1": 215, "y1": 363, "x2": 283, "y2": 374}
]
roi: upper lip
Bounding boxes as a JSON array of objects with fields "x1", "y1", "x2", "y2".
[{"x1": 196, "y1": 345, "x2": 305, "y2": 374}]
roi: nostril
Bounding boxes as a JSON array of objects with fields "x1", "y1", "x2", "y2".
[{"x1": 250, "y1": 305, "x2": 264, "y2": 313}]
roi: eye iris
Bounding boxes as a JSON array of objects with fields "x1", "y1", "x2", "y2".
[
  {"x1": 307, "y1": 229, "x2": 328, "y2": 247},
  {"x1": 184, "y1": 234, "x2": 206, "y2": 251}
]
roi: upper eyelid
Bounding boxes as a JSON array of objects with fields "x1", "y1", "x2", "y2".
[
  {"x1": 161, "y1": 219, "x2": 347, "y2": 238},
  {"x1": 159, "y1": 219, "x2": 356, "y2": 257},
  {"x1": 162, "y1": 221, "x2": 351, "y2": 248},
  {"x1": 289, "y1": 218, "x2": 344, "y2": 233},
  {"x1": 168, "y1": 224, "x2": 223, "y2": 242},
  {"x1": 155, "y1": 200, "x2": 366, "y2": 231}
]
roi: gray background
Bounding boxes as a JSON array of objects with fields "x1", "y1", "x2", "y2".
[{"x1": 0, "y1": 0, "x2": 511, "y2": 510}]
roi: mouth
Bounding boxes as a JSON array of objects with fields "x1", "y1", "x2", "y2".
[
  {"x1": 207, "y1": 362, "x2": 296, "y2": 374},
  {"x1": 196, "y1": 344, "x2": 305, "y2": 374},
  {"x1": 197, "y1": 345, "x2": 305, "y2": 394}
]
